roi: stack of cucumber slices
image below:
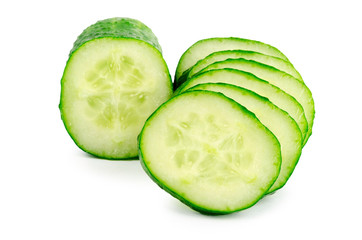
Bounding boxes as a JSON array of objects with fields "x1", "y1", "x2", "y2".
[
  {"x1": 140, "y1": 37, "x2": 314, "y2": 214},
  {"x1": 60, "y1": 19, "x2": 314, "y2": 215}
]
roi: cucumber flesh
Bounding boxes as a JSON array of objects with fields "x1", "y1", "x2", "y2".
[
  {"x1": 187, "y1": 83, "x2": 302, "y2": 193},
  {"x1": 187, "y1": 50, "x2": 303, "y2": 83},
  {"x1": 176, "y1": 69, "x2": 308, "y2": 142},
  {"x1": 139, "y1": 91, "x2": 281, "y2": 214},
  {"x1": 175, "y1": 37, "x2": 289, "y2": 87},
  {"x1": 60, "y1": 18, "x2": 172, "y2": 159},
  {"x1": 199, "y1": 58, "x2": 314, "y2": 144}
]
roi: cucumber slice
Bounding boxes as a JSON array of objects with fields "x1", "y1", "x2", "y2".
[
  {"x1": 176, "y1": 69, "x2": 308, "y2": 142},
  {"x1": 186, "y1": 83, "x2": 302, "y2": 193},
  {"x1": 186, "y1": 50, "x2": 303, "y2": 82},
  {"x1": 139, "y1": 91, "x2": 281, "y2": 214},
  {"x1": 199, "y1": 58, "x2": 314, "y2": 144},
  {"x1": 59, "y1": 18, "x2": 172, "y2": 159},
  {"x1": 174, "y1": 37, "x2": 289, "y2": 87}
]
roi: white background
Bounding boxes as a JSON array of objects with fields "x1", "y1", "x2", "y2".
[{"x1": 1, "y1": 0, "x2": 361, "y2": 239}]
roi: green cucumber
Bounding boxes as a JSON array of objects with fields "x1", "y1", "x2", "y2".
[
  {"x1": 186, "y1": 50, "x2": 303, "y2": 82},
  {"x1": 199, "y1": 58, "x2": 314, "y2": 144},
  {"x1": 139, "y1": 91, "x2": 281, "y2": 214},
  {"x1": 174, "y1": 37, "x2": 289, "y2": 88},
  {"x1": 59, "y1": 18, "x2": 172, "y2": 159},
  {"x1": 176, "y1": 69, "x2": 308, "y2": 142},
  {"x1": 186, "y1": 83, "x2": 302, "y2": 193}
]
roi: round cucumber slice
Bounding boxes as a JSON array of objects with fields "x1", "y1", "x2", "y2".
[
  {"x1": 59, "y1": 18, "x2": 172, "y2": 159},
  {"x1": 186, "y1": 83, "x2": 302, "y2": 193},
  {"x1": 186, "y1": 50, "x2": 303, "y2": 82},
  {"x1": 174, "y1": 37, "x2": 289, "y2": 87},
  {"x1": 199, "y1": 58, "x2": 314, "y2": 145},
  {"x1": 139, "y1": 91, "x2": 281, "y2": 214},
  {"x1": 176, "y1": 69, "x2": 308, "y2": 142}
]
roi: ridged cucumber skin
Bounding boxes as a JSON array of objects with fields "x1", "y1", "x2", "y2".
[
  {"x1": 174, "y1": 37, "x2": 290, "y2": 88},
  {"x1": 138, "y1": 91, "x2": 281, "y2": 215},
  {"x1": 70, "y1": 17, "x2": 162, "y2": 56},
  {"x1": 59, "y1": 18, "x2": 172, "y2": 160}
]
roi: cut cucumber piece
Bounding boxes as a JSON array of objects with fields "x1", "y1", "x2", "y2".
[
  {"x1": 176, "y1": 69, "x2": 308, "y2": 142},
  {"x1": 186, "y1": 83, "x2": 302, "y2": 193},
  {"x1": 59, "y1": 18, "x2": 172, "y2": 159},
  {"x1": 174, "y1": 37, "x2": 289, "y2": 87},
  {"x1": 139, "y1": 91, "x2": 281, "y2": 214},
  {"x1": 199, "y1": 58, "x2": 314, "y2": 144},
  {"x1": 186, "y1": 50, "x2": 303, "y2": 82}
]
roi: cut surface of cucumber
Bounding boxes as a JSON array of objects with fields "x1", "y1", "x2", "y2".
[
  {"x1": 186, "y1": 50, "x2": 303, "y2": 82},
  {"x1": 199, "y1": 58, "x2": 314, "y2": 144},
  {"x1": 174, "y1": 37, "x2": 289, "y2": 87},
  {"x1": 60, "y1": 18, "x2": 172, "y2": 159},
  {"x1": 139, "y1": 91, "x2": 281, "y2": 214},
  {"x1": 187, "y1": 83, "x2": 302, "y2": 193},
  {"x1": 176, "y1": 69, "x2": 308, "y2": 141}
]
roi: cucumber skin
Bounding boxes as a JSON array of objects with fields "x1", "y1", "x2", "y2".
[
  {"x1": 70, "y1": 17, "x2": 162, "y2": 56},
  {"x1": 174, "y1": 69, "x2": 191, "y2": 90},
  {"x1": 138, "y1": 91, "x2": 281, "y2": 215},
  {"x1": 59, "y1": 18, "x2": 171, "y2": 160}
]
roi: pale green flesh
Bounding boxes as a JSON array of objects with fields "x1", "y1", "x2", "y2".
[
  {"x1": 139, "y1": 91, "x2": 281, "y2": 213},
  {"x1": 82, "y1": 56, "x2": 146, "y2": 128},
  {"x1": 60, "y1": 38, "x2": 172, "y2": 159},
  {"x1": 177, "y1": 69, "x2": 308, "y2": 142},
  {"x1": 186, "y1": 83, "x2": 302, "y2": 193},
  {"x1": 175, "y1": 37, "x2": 289, "y2": 82},
  {"x1": 199, "y1": 58, "x2": 314, "y2": 144},
  {"x1": 188, "y1": 50, "x2": 303, "y2": 82}
]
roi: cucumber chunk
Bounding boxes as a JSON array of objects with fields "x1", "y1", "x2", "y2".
[
  {"x1": 186, "y1": 50, "x2": 303, "y2": 83},
  {"x1": 176, "y1": 69, "x2": 308, "y2": 142},
  {"x1": 139, "y1": 91, "x2": 281, "y2": 214},
  {"x1": 186, "y1": 83, "x2": 302, "y2": 193},
  {"x1": 59, "y1": 18, "x2": 172, "y2": 159},
  {"x1": 199, "y1": 58, "x2": 314, "y2": 144},
  {"x1": 174, "y1": 37, "x2": 289, "y2": 87}
]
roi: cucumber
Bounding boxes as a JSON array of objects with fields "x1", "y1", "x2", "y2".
[
  {"x1": 186, "y1": 83, "x2": 302, "y2": 193},
  {"x1": 59, "y1": 18, "x2": 172, "y2": 159},
  {"x1": 199, "y1": 58, "x2": 314, "y2": 144},
  {"x1": 176, "y1": 69, "x2": 308, "y2": 142},
  {"x1": 174, "y1": 37, "x2": 289, "y2": 88},
  {"x1": 139, "y1": 91, "x2": 281, "y2": 214},
  {"x1": 186, "y1": 50, "x2": 303, "y2": 82}
]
